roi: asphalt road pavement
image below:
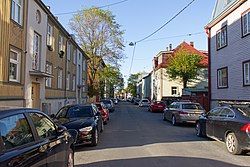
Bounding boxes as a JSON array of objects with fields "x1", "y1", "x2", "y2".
[{"x1": 74, "y1": 102, "x2": 250, "y2": 167}]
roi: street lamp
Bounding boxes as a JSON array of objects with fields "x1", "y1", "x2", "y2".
[{"x1": 129, "y1": 42, "x2": 136, "y2": 74}]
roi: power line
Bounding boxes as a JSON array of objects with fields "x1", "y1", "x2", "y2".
[
  {"x1": 54, "y1": 0, "x2": 129, "y2": 16},
  {"x1": 135, "y1": 0, "x2": 196, "y2": 43}
]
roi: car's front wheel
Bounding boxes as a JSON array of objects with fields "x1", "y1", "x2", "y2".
[
  {"x1": 225, "y1": 132, "x2": 242, "y2": 155},
  {"x1": 172, "y1": 115, "x2": 177, "y2": 126},
  {"x1": 91, "y1": 128, "x2": 98, "y2": 146},
  {"x1": 67, "y1": 148, "x2": 74, "y2": 167}
]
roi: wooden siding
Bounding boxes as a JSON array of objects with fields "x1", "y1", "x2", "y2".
[
  {"x1": 45, "y1": 89, "x2": 65, "y2": 98},
  {"x1": 210, "y1": 1, "x2": 250, "y2": 102},
  {"x1": 0, "y1": 0, "x2": 26, "y2": 99},
  {"x1": 0, "y1": 84, "x2": 23, "y2": 97}
]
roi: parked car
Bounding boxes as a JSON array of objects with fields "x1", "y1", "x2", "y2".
[
  {"x1": 195, "y1": 105, "x2": 250, "y2": 155},
  {"x1": 163, "y1": 101, "x2": 205, "y2": 125},
  {"x1": 148, "y1": 101, "x2": 166, "y2": 112},
  {"x1": 101, "y1": 99, "x2": 115, "y2": 112},
  {"x1": 95, "y1": 102, "x2": 110, "y2": 124},
  {"x1": 0, "y1": 107, "x2": 75, "y2": 167},
  {"x1": 134, "y1": 98, "x2": 141, "y2": 105},
  {"x1": 139, "y1": 99, "x2": 150, "y2": 107},
  {"x1": 51, "y1": 104, "x2": 104, "y2": 146}
]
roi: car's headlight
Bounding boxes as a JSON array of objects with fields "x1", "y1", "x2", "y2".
[{"x1": 79, "y1": 126, "x2": 93, "y2": 132}]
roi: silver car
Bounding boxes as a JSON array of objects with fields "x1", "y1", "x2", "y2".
[
  {"x1": 139, "y1": 99, "x2": 150, "y2": 107},
  {"x1": 163, "y1": 101, "x2": 205, "y2": 125}
]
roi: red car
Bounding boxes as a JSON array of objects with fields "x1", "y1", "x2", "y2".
[
  {"x1": 95, "y1": 102, "x2": 110, "y2": 124},
  {"x1": 148, "y1": 101, "x2": 166, "y2": 112}
]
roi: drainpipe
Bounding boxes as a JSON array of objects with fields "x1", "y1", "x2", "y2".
[
  {"x1": 65, "y1": 36, "x2": 72, "y2": 106},
  {"x1": 205, "y1": 26, "x2": 211, "y2": 111}
]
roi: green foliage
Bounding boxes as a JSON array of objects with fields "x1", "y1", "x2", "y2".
[
  {"x1": 69, "y1": 7, "x2": 125, "y2": 97},
  {"x1": 127, "y1": 73, "x2": 140, "y2": 97},
  {"x1": 166, "y1": 51, "x2": 204, "y2": 88}
]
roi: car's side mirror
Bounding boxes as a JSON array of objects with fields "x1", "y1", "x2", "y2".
[
  {"x1": 57, "y1": 125, "x2": 67, "y2": 136},
  {"x1": 50, "y1": 114, "x2": 56, "y2": 119}
]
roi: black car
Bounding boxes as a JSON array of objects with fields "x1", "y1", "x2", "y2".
[
  {"x1": 195, "y1": 105, "x2": 250, "y2": 155},
  {"x1": 100, "y1": 99, "x2": 115, "y2": 112},
  {"x1": 0, "y1": 107, "x2": 75, "y2": 167},
  {"x1": 52, "y1": 104, "x2": 104, "y2": 146}
]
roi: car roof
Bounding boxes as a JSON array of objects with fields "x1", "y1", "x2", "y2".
[{"x1": 0, "y1": 107, "x2": 43, "y2": 118}]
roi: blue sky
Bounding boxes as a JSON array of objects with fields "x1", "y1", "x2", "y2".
[{"x1": 42, "y1": 0, "x2": 216, "y2": 81}]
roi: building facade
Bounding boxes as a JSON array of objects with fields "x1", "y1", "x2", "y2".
[
  {"x1": 206, "y1": 0, "x2": 250, "y2": 108},
  {"x1": 0, "y1": 0, "x2": 89, "y2": 114}
]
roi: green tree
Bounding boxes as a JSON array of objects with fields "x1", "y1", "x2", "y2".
[
  {"x1": 69, "y1": 7, "x2": 125, "y2": 97},
  {"x1": 127, "y1": 73, "x2": 140, "y2": 97},
  {"x1": 99, "y1": 65, "x2": 124, "y2": 98},
  {"x1": 166, "y1": 48, "x2": 204, "y2": 88}
]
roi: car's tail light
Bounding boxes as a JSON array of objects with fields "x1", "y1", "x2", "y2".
[
  {"x1": 178, "y1": 111, "x2": 188, "y2": 114},
  {"x1": 241, "y1": 123, "x2": 250, "y2": 131}
]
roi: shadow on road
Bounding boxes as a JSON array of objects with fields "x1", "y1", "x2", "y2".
[{"x1": 74, "y1": 156, "x2": 245, "y2": 167}]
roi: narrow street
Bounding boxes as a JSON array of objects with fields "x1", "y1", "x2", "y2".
[{"x1": 74, "y1": 102, "x2": 250, "y2": 167}]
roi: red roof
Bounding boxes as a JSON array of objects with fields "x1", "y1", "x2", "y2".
[{"x1": 173, "y1": 41, "x2": 208, "y2": 67}]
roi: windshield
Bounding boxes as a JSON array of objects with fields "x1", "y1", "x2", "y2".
[
  {"x1": 142, "y1": 100, "x2": 149, "y2": 102},
  {"x1": 66, "y1": 106, "x2": 93, "y2": 118},
  {"x1": 182, "y1": 104, "x2": 203, "y2": 110}
]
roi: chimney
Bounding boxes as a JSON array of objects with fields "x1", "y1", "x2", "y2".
[
  {"x1": 169, "y1": 44, "x2": 172, "y2": 51},
  {"x1": 166, "y1": 47, "x2": 168, "y2": 51},
  {"x1": 190, "y1": 42, "x2": 194, "y2": 47}
]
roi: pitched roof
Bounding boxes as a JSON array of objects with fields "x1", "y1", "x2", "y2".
[{"x1": 173, "y1": 41, "x2": 208, "y2": 66}]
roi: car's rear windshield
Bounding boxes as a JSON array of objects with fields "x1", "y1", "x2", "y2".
[
  {"x1": 154, "y1": 101, "x2": 165, "y2": 105},
  {"x1": 236, "y1": 106, "x2": 250, "y2": 118},
  {"x1": 142, "y1": 100, "x2": 148, "y2": 102},
  {"x1": 67, "y1": 106, "x2": 93, "y2": 118},
  {"x1": 182, "y1": 104, "x2": 203, "y2": 110},
  {"x1": 101, "y1": 100, "x2": 111, "y2": 104}
]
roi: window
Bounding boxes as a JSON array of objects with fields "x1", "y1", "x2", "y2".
[
  {"x1": 217, "y1": 67, "x2": 228, "y2": 88},
  {"x1": 242, "y1": 11, "x2": 250, "y2": 36},
  {"x1": 83, "y1": 59, "x2": 86, "y2": 71},
  {"x1": 67, "y1": 42, "x2": 71, "y2": 61},
  {"x1": 171, "y1": 87, "x2": 178, "y2": 95},
  {"x1": 207, "y1": 107, "x2": 222, "y2": 117},
  {"x1": 11, "y1": 0, "x2": 23, "y2": 25},
  {"x1": 216, "y1": 26, "x2": 227, "y2": 49},
  {"x1": 30, "y1": 113, "x2": 56, "y2": 139},
  {"x1": 47, "y1": 24, "x2": 53, "y2": 46},
  {"x1": 58, "y1": 68, "x2": 63, "y2": 89},
  {"x1": 66, "y1": 72, "x2": 70, "y2": 90},
  {"x1": 73, "y1": 49, "x2": 77, "y2": 64},
  {"x1": 9, "y1": 49, "x2": 21, "y2": 82},
  {"x1": 243, "y1": 61, "x2": 250, "y2": 85},
  {"x1": 0, "y1": 114, "x2": 34, "y2": 150},
  {"x1": 45, "y1": 62, "x2": 52, "y2": 87},
  {"x1": 72, "y1": 75, "x2": 76, "y2": 91},
  {"x1": 33, "y1": 32, "x2": 40, "y2": 70},
  {"x1": 58, "y1": 35, "x2": 64, "y2": 52}
]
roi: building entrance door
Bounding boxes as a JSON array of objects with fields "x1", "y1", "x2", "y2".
[{"x1": 32, "y1": 83, "x2": 40, "y2": 109}]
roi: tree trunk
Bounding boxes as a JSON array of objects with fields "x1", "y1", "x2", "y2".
[{"x1": 183, "y1": 80, "x2": 188, "y2": 88}]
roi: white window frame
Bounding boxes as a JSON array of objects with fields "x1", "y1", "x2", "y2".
[
  {"x1": 58, "y1": 68, "x2": 63, "y2": 89},
  {"x1": 72, "y1": 75, "x2": 76, "y2": 91},
  {"x1": 47, "y1": 24, "x2": 53, "y2": 46},
  {"x1": 243, "y1": 61, "x2": 250, "y2": 85},
  {"x1": 216, "y1": 26, "x2": 227, "y2": 49},
  {"x1": 11, "y1": 0, "x2": 23, "y2": 25},
  {"x1": 73, "y1": 49, "x2": 77, "y2": 64},
  {"x1": 66, "y1": 72, "x2": 70, "y2": 90},
  {"x1": 33, "y1": 32, "x2": 40, "y2": 70},
  {"x1": 67, "y1": 42, "x2": 71, "y2": 61},
  {"x1": 242, "y1": 11, "x2": 250, "y2": 36},
  {"x1": 45, "y1": 63, "x2": 52, "y2": 88},
  {"x1": 58, "y1": 35, "x2": 64, "y2": 52},
  {"x1": 9, "y1": 49, "x2": 21, "y2": 82},
  {"x1": 218, "y1": 67, "x2": 228, "y2": 88}
]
